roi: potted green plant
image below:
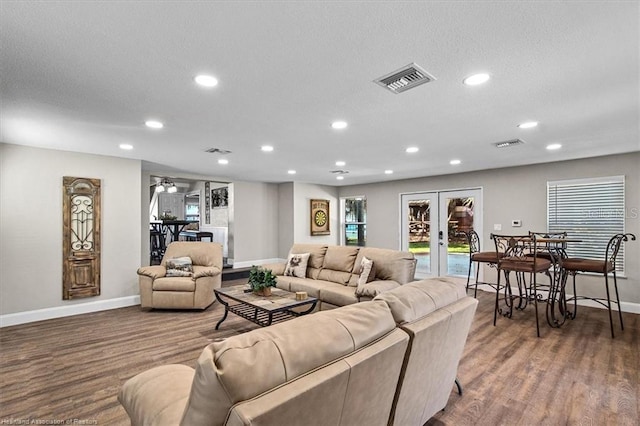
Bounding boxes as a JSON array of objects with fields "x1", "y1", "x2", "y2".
[{"x1": 248, "y1": 266, "x2": 278, "y2": 296}]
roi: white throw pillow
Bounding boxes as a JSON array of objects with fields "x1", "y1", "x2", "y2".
[
  {"x1": 165, "y1": 256, "x2": 193, "y2": 277},
  {"x1": 284, "y1": 252, "x2": 310, "y2": 278},
  {"x1": 355, "y1": 257, "x2": 376, "y2": 295}
]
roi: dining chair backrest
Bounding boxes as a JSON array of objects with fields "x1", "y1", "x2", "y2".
[
  {"x1": 466, "y1": 230, "x2": 481, "y2": 255},
  {"x1": 493, "y1": 234, "x2": 543, "y2": 268},
  {"x1": 605, "y1": 233, "x2": 636, "y2": 268}
]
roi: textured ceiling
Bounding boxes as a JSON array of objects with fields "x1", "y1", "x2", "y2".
[{"x1": 1, "y1": 1, "x2": 638, "y2": 186}]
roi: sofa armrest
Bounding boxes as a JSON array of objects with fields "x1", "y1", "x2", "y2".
[
  {"x1": 119, "y1": 364, "x2": 194, "y2": 426},
  {"x1": 260, "y1": 262, "x2": 286, "y2": 276},
  {"x1": 137, "y1": 265, "x2": 166, "y2": 279},
  {"x1": 193, "y1": 265, "x2": 222, "y2": 279},
  {"x1": 355, "y1": 280, "x2": 400, "y2": 298}
]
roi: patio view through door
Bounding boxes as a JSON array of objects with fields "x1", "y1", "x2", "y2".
[{"x1": 401, "y1": 189, "x2": 482, "y2": 279}]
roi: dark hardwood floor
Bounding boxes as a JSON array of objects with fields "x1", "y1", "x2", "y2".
[{"x1": 1, "y1": 281, "x2": 637, "y2": 425}]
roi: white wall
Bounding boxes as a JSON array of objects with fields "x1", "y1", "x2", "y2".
[
  {"x1": 230, "y1": 181, "x2": 280, "y2": 266},
  {"x1": 0, "y1": 143, "x2": 142, "y2": 323},
  {"x1": 338, "y1": 153, "x2": 640, "y2": 307}
]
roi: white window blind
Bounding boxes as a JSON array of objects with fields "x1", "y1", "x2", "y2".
[{"x1": 547, "y1": 176, "x2": 626, "y2": 272}]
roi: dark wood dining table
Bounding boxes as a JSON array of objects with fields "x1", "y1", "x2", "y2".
[{"x1": 151, "y1": 220, "x2": 199, "y2": 243}]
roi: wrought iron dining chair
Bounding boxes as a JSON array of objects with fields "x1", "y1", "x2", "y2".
[
  {"x1": 493, "y1": 234, "x2": 553, "y2": 337},
  {"x1": 563, "y1": 233, "x2": 636, "y2": 338},
  {"x1": 464, "y1": 230, "x2": 502, "y2": 298}
]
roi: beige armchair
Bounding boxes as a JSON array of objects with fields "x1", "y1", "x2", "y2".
[{"x1": 137, "y1": 242, "x2": 223, "y2": 310}]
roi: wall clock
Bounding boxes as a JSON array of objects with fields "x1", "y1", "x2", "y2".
[{"x1": 310, "y1": 199, "x2": 330, "y2": 235}]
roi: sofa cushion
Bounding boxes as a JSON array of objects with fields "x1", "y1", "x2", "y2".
[
  {"x1": 373, "y1": 277, "x2": 467, "y2": 324},
  {"x1": 165, "y1": 256, "x2": 193, "y2": 277},
  {"x1": 319, "y1": 284, "x2": 358, "y2": 307},
  {"x1": 152, "y1": 277, "x2": 196, "y2": 292},
  {"x1": 318, "y1": 246, "x2": 360, "y2": 284},
  {"x1": 284, "y1": 252, "x2": 310, "y2": 278},
  {"x1": 286, "y1": 278, "x2": 329, "y2": 299},
  {"x1": 180, "y1": 300, "x2": 396, "y2": 425},
  {"x1": 354, "y1": 247, "x2": 416, "y2": 284},
  {"x1": 290, "y1": 244, "x2": 328, "y2": 269}
]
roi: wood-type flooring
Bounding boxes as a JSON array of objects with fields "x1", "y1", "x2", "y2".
[{"x1": 1, "y1": 281, "x2": 638, "y2": 425}]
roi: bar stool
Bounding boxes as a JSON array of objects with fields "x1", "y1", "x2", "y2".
[
  {"x1": 465, "y1": 230, "x2": 502, "y2": 298},
  {"x1": 149, "y1": 230, "x2": 166, "y2": 265},
  {"x1": 563, "y1": 233, "x2": 636, "y2": 338},
  {"x1": 493, "y1": 234, "x2": 552, "y2": 337}
]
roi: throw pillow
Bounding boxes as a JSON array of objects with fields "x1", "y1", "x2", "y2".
[
  {"x1": 356, "y1": 257, "x2": 376, "y2": 287},
  {"x1": 165, "y1": 256, "x2": 194, "y2": 277},
  {"x1": 284, "y1": 252, "x2": 310, "y2": 278}
]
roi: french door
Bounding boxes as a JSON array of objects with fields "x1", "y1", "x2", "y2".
[{"x1": 401, "y1": 189, "x2": 482, "y2": 279}]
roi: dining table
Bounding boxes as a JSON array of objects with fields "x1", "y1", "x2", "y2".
[{"x1": 151, "y1": 220, "x2": 199, "y2": 243}]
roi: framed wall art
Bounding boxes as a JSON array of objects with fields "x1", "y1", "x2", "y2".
[{"x1": 310, "y1": 199, "x2": 330, "y2": 236}]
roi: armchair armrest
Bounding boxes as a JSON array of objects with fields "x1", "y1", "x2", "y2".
[
  {"x1": 193, "y1": 265, "x2": 222, "y2": 279},
  {"x1": 355, "y1": 280, "x2": 401, "y2": 298},
  {"x1": 137, "y1": 265, "x2": 166, "y2": 279}
]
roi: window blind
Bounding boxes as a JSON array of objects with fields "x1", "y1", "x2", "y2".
[{"x1": 547, "y1": 176, "x2": 626, "y2": 272}]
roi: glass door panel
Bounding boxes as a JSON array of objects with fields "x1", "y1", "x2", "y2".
[{"x1": 401, "y1": 193, "x2": 438, "y2": 278}]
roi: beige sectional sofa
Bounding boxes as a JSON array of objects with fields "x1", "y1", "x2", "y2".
[
  {"x1": 264, "y1": 244, "x2": 417, "y2": 310},
  {"x1": 119, "y1": 278, "x2": 478, "y2": 426}
]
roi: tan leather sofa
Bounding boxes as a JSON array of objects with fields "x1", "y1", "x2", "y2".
[
  {"x1": 118, "y1": 278, "x2": 477, "y2": 426},
  {"x1": 264, "y1": 244, "x2": 417, "y2": 310},
  {"x1": 137, "y1": 242, "x2": 223, "y2": 310}
]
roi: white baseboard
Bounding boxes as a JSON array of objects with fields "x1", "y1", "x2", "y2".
[
  {"x1": 474, "y1": 285, "x2": 640, "y2": 314},
  {"x1": 232, "y1": 258, "x2": 285, "y2": 269},
  {"x1": 0, "y1": 295, "x2": 141, "y2": 328}
]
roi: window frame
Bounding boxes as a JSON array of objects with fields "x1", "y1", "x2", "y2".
[
  {"x1": 547, "y1": 175, "x2": 626, "y2": 274},
  {"x1": 340, "y1": 196, "x2": 367, "y2": 247}
]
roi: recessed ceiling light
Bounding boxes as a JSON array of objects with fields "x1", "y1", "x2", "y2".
[
  {"x1": 119, "y1": 144, "x2": 133, "y2": 150},
  {"x1": 218, "y1": 159, "x2": 229, "y2": 165},
  {"x1": 288, "y1": 170, "x2": 296, "y2": 175},
  {"x1": 145, "y1": 120, "x2": 163, "y2": 129},
  {"x1": 335, "y1": 161, "x2": 346, "y2": 167},
  {"x1": 261, "y1": 145, "x2": 274, "y2": 152},
  {"x1": 331, "y1": 121, "x2": 348, "y2": 130},
  {"x1": 450, "y1": 159, "x2": 461, "y2": 165},
  {"x1": 336, "y1": 176, "x2": 344, "y2": 180},
  {"x1": 194, "y1": 74, "x2": 218, "y2": 87},
  {"x1": 463, "y1": 73, "x2": 490, "y2": 86},
  {"x1": 406, "y1": 147, "x2": 419, "y2": 153},
  {"x1": 384, "y1": 170, "x2": 393, "y2": 175},
  {"x1": 518, "y1": 121, "x2": 538, "y2": 129},
  {"x1": 546, "y1": 143, "x2": 562, "y2": 150}
]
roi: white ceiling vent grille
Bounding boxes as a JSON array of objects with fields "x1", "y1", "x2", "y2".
[
  {"x1": 493, "y1": 139, "x2": 526, "y2": 148},
  {"x1": 205, "y1": 148, "x2": 232, "y2": 154},
  {"x1": 374, "y1": 63, "x2": 436, "y2": 94}
]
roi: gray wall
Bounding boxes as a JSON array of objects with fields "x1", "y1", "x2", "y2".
[
  {"x1": 0, "y1": 143, "x2": 142, "y2": 315},
  {"x1": 339, "y1": 152, "x2": 640, "y2": 305}
]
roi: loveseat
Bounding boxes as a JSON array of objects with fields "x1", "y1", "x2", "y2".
[
  {"x1": 118, "y1": 278, "x2": 478, "y2": 426},
  {"x1": 137, "y1": 242, "x2": 223, "y2": 310},
  {"x1": 263, "y1": 244, "x2": 417, "y2": 310}
]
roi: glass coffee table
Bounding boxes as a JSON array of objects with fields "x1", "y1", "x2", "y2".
[{"x1": 214, "y1": 285, "x2": 318, "y2": 329}]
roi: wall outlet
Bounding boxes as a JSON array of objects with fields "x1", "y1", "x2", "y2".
[
  {"x1": 493, "y1": 224, "x2": 502, "y2": 231},
  {"x1": 511, "y1": 219, "x2": 522, "y2": 227}
]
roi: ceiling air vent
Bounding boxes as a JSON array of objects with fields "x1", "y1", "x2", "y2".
[
  {"x1": 205, "y1": 148, "x2": 232, "y2": 154},
  {"x1": 493, "y1": 139, "x2": 526, "y2": 148},
  {"x1": 330, "y1": 170, "x2": 349, "y2": 175},
  {"x1": 374, "y1": 63, "x2": 436, "y2": 94}
]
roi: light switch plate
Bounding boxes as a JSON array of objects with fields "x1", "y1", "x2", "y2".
[
  {"x1": 512, "y1": 219, "x2": 522, "y2": 227},
  {"x1": 493, "y1": 224, "x2": 502, "y2": 231}
]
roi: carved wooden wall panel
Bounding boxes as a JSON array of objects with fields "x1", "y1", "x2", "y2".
[{"x1": 62, "y1": 176, "x2": 101, "y2": 299}]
